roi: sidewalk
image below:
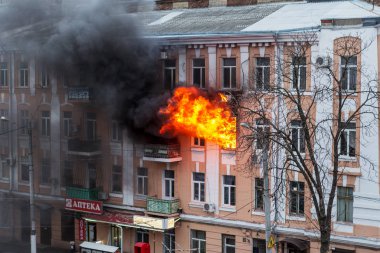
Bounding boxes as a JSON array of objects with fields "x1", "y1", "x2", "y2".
[{"x1": 0, "y1": 241, "x2": 68, "y2": 253}]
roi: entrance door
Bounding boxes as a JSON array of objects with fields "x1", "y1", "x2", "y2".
[
  {"x1": 40, "y1": 209, "x2": 52, "y2": 245},
  {"x1": 21, "y1": 207, "x2": 30, "y2": 242}
]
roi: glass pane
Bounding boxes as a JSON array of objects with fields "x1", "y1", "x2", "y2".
[
  {"x1": 349, "y1": 67, "x2": 357, "y2": 91},
  {"x1": 224, "y1": 58, "x2": 236, "y2": 67},
  {"x1": 300, "y1": 66, "x2": 306, "y2": 90},
  {"x1": 230, "y1": 187, "x2": 236, "y2": 206},
  {"x1": 300, "y1": 128, "x2": 305, "y2": 153},
  {"x1": 193, "y1": 68, "x2": 201, "y2": 86},
  {"x1": 231, "y1": 68, "x2": 236, "y2": 88},
  {"x1": 200, "y1": 184, "x2": 205, "y2": 202},
  {"x1": 165, "y1": 180, "x2": 170, "y2": 197},
  {"x1": 349, "y1": 130, "x2": 356, "y2": 157},
  {"x1": 165, "y1": 60, "x2": 176, "y2": 68},
  {"x1": 165, "y1": 170, "x2": 175, "y2": 178},
  {"x1": 194, "y1": 182, "x2": 199, "y2": 200},
  {"x1": 299, "y1": 193, "x2": 304, "y2": 213},
  {"x1": 257, "y1": 57, "x2": 269, "y2": 66},
  {"x1": 256, "y1": 68, "x2": 263, "y2": 90},
  {"x1": 143, "y1": 178, "x2": 148, "y2": 195},
  {"x1": 341, "y1": 67, "x2": 348, "y2": 90},
  {"x1": 223, "y1": 68, "x2": 230, "y2": 88},
  {"x1": 264, "y1": 68, "x2": 270, "y2": 90},
  {"x1": 224, "y1": 187, "x2": 229, "y2": 204},
  {"x1": 291, "y1": 128, "x2": 298, "y2": 151},
  {"x1": 193, "y1": 59, "x2": 205, "y2": 67},
  {"x1": 340, "y1": 131, "x2": 348, "y2": 155}
]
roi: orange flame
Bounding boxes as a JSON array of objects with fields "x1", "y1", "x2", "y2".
[{"x1": 159, "y1": 87, "x2": 236, "y2": 149}]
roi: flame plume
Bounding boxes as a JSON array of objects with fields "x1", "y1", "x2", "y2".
[{"x1": 159, "y1": 87, "x2": 236, "y2": 149}]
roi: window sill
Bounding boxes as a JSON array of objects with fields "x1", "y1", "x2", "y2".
[
  {"x1": 286, "y1": 215, "x2": 306, "y2": 221},
  {"x1": 40, "y1": 184, "x2": 50, "y2": 188},
  {"x1": 19, "y1": 182, "x2": 30, "y2": 186},
  {"x1": 109, "y1": 193, "x2": 123, "y2": 198},
  {"x1": 252, "y1": 210, "x2": 265, "y2": 216},
  {"x1": 191, "y1": 147, "x2": 205, "y2": 152},
  {"x1": 135, "y1": 195, "x2": 147, "y2": 201},
  {"x1": 338, "y1": 156, "x2": 357, "y2": 162},
  {"x1": 188, "y1": 202, "x2": 205, "y2": 208},
  {"x1": 221, "y1": 149, "x2": 236, "y2": 154},
  {"x1": 219, "y1": 206, "x2": 236, "y2": 212}
]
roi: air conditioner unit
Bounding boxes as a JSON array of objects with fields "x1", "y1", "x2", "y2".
[
  {"x1": 98, "y1": 191, "x2": 109, "y2": 200},
  {"x1": 315, "y1": 56, "x2": 332, "y2": 68},
  {"x1": 203, "y1": 203, "x2": 216, "y2": 213}
]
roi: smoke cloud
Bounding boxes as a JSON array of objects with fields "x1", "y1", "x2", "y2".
[{"x1": 0, "y1": 0, "x2": 168, "y2": 138}]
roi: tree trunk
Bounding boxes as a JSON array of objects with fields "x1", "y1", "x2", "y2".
[{"x1": 320, "y1": 226, "x2": 331, "y2": 253}]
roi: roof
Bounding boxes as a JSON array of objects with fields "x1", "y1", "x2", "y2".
[{"x1": 80, "y1": 241, "x2": 119, "y2": 253}]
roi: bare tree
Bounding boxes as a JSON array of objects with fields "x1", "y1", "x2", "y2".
[{"x1": 234, "y1": 33, "x2": 378, "y2": 253}]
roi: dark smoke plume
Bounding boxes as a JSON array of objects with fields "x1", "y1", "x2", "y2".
[{"x1": 0, "y1": 0, "x2": 169, "y2": 137}]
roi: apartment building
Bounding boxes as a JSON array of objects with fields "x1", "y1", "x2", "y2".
[{"x1": 0, "y1": 1, "x2": 380, "y2": 253}]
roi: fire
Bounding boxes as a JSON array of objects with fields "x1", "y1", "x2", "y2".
[{"x1": 159, "y1": 87, "x2": 236, "y2": 149}]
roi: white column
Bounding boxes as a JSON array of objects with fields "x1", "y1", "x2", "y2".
[
  {"x1": 240, "y1": 44, "x2": 249, "y2": 91},
  {"x1": 206, "y1": 142, "x2": 219, "y2": 214},
  {"x1": 207, "y1": 45, "x2": 217, "y2": 89},
  {"x1": 50, "y1": 75, "x2": 61, "y2": 195},
  {"x1": 178, "y1": 47, "x2": 186, "y2": 84},
  {"x1": 122, "y1": 129, "x2": 134, "y2": 205}
]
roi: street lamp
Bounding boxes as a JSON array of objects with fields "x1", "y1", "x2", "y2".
[
  {"x1": 240, "y1": 122, "x2": 272, "y2": 253},
  {"x1": 0, "y1": 117, "x2": 36, "y2": 253}
]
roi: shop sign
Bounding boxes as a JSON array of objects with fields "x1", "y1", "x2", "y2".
[
  {"x1": 79, "y1": 219, "x2": 86, "y2": 241},
  {"x1": 133, "y1": 215, "x2": 175, "y2": 230},
  {"x1": 65, "y1": 198, "x2": 103, "y2": 215}
]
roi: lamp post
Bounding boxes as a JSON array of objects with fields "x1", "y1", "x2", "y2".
[
  {"x1": 240, "y1": 122, "x2": 272, "y2": 253},
  {"x1": 1, "y1": 117, "x2": 36, "y2": 253}
]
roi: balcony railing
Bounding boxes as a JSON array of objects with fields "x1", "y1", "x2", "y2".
[
  {"x1": 146, "y1": 197, "x2": 180, "y2": 215},
  {"x1": 66, "y1": 186, "x2": 99, "y2": 200},
  {"x1": 143, "y1": 144, "x2": 182, "y2": 162},
  {"x1": 67, "y1": 87, "x2": 93, "y2": 102},
  {"x1": 67, "y1": 139, "x2": 101, "y2": 156}
]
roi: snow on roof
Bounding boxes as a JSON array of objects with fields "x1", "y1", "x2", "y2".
[{"x1": 243, "y1": 0, "x2": 380, "y2": 32}]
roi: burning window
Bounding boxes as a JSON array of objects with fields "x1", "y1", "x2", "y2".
[{"x1": 193, "y1": 137, "x2": 205, "y2": 147}]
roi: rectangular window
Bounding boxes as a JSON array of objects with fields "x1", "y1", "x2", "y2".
[
  {"x1": 193, "y1": 58, "x2": 206, "y2": 89},
  {"x1": 20, "y1": 110, "x2": 29, "y2": 135},
  {"x1": 164, "y1": 59, "x2": 176, "y2": 90},
  {"x1": 21, "y1": 163, "x2": 29, "y2": 182},
  {"x1": 41, "y1": 66, "x2": 49, "y2": 88},
  {"x1": 164, "y1": 170, "x2": 175, "y2": 199},
  {"x1": 112, "y1": 165, "x2": 122, "y2": 193},
  {"x1": 254, "y1": 178, "x2": 264, "y2": 210},
  {"x1": 223, "y1": 175, "x2": 236, "y2": 206},
  {"x1": 191, "y1": 230, "x2": 206, "y2": 253},
  {"x1": 0, "y1": 156, "x2": 9, "y2": 179},
  {"x1": 292, "y1": 57, "x2": 306, "y2": 90},
  {"x1": 41, "y1": 158, "x2": 50, "y2": 185},
  {"x1": 255, "y1": 57, "x2": 270, "y2": 90},
  {"x1": 61, "y1": 211, "x2": 75, "y2": 241},
  {"x1": 339, "y1": 122, "x2": 356, "y2": 158},
  {"x1": 137, "y1": 167, "x2": 148, "y2": 196},
  {"x1": 0, "y1": 109, "x2": 8, "y2": 133},
  {"x1": 163, "y1": 230, "x2": 175, "y2": 253},
  {"x1": 41, "y1": 111, "x2": 50, "y2": 137},
  {"x1": 86, "y1": 112, "x2": 97, "y2": 141},
  {"x1": 256, "y1": 118, "x2": 270, "y2": 150},
  {"x1": 222, "y1": 58, "x2": 237, "y2": 89},
  {"x1": 19, "y1": 62, "x2": 29, "y2": 87},
  {"x1": 341, "y1": 56, "x2": 357, "y2": 92},
  {"x1": 0, "y1": 62, "x2": 8, "y2": 87},
  {"x1": 192, "y1": 172, "x2": 205, "y2": 202},
  {"x1": 62, "y1": 160, "x2": 73, "y2": 187},
  {"x1": 111, "y1": 225, "x2": 121, "y2": 247},
  {"x1": 136, "y1": 229, "x2": 149, "y2": 243},
  {"x1": 0, "y1": 201, "x2": 10, "y2": 227},
  {"x1": 222, "y1": 235, "x2": 235, "y2": 253},
  {"x1": 63, "y1": 111, "x2": 72, "y2": 138},
  {"x1": 290, "y1": 120, "x2": 305, "y2": 154},
  {"x1": 337, "y1": 187, "x2": 353, "y2": 222},
  {"x1": 88, "y1": 163, "x2": 97, "y2": 189},
  {"x1": 289, "y1": 181, "x2": 304, "y2": 215},
  {"x1": 193, "y1": 137, "x2": 205, "y2": 147},
  {"x1": 87, "y1": 222, "x2": 96, "y2": 242},
  {"x1": 111, "y1": 120, "x2": 122, "y2": 142}
]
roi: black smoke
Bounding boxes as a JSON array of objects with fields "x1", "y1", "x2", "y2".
[{"x1": 0, "y1": 0, "x2": 169, "y2": 137}]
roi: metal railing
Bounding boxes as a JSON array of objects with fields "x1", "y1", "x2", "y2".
[
  {"x1": 146, "y1": 197, "x2": 180, "y2": 214},
  {"x1": 143, "y1": 144, "x2": 180, "y2": 159}
]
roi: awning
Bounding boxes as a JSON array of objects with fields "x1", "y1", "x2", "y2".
[
  {"x1": 280, "y1": 238, "x2": 309, "y2": 251},
  {"x1": 80, "y1": 241, "x2": 119, "y2": 253},
  {"x1": 84, "y1": 210, "x2": 134, "y2": 226}
]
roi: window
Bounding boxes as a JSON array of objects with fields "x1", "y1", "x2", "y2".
[
  {"x1": 222, "y1": 235, "x2": 235, "y2": 253},
  {"x1": 191, "y1": 230, "x2": 206, "y2": 253},
  {"x1": 111, "y1": 121, "x2": 122, "y2": 142},
  {"x1": 87, "y1": 223, "x2": 97, "y2": 242},
  {"x1": 0, "y1": 201, "x2": 10, "y2": 227},
  {"x1": 256, "y1": 118, "x2": 270, "y2": 150},
  {"x1": 86, "y1": 112, "x2": 96, "y2": 141},
  {"x1": 0, "y1": 109, "x2": 8, "y2": 133},
  {"x1": 193, "y1": 137, "x2": 205, "y2": 147},
  {"x1": 193, "y1": 58, "x2": 206, "y2": 89},
  {"x1": 21, "y1": 163, "x2": 29, "y2": 182},
  {"x1": 164, "y1": 59, "x2": 176, "y2": 90},
  {"x1": 164, "y1": 170, "x2": 175, "y2": 199},
  {"x1": 339, "y1": 121, "x2": 356, "y2": 158},
  {"x1": 136, "y1": 229, "x2": 149, "y2": 243},
  {"x1": 137, "y1": 167, "x2": 148, "y2": 196},
  {"x1": 341, "y1": 56, "x2": 357, "y2": 92},
  {"x1": 337, "y1": 186, "x2": 353, "y2": 222},
  {"x1": 19, "y1": 62, "x2": 29, "y2": 87},
  {"x1": 289, "y1": 181, "x2": 304, "y2": 215},
  {"x1": 223, "y1": 175, "x2": 236, "y2": 206},
  {"x1": 254, "y1": 178, "x2": 264, "y2": 210},
  {"x1": 88, "y1": 163, "x2": 97, "y2": 189},
  {"x1": 20, "y1": 110, "x2": 29, "y2": 135},
  {"x1": 62, "y1": 160, "x2": 73, "y2": 187},
  {"x1": 61, "y1": 211, "x2": 75, "y2": 241},
  {"x1": 222, "y1": 58, "x2": 236, "y2": 89},
  {"x1": 192, "y1": 172, "x2": 205, "y2": 202},
  {"x1": 0, "y1": 62, "x2": 8, "y2": 87},
  {"x1": 0, "y1": 156, "x2": 9, "y2": 180},
  {"x1": 290, "y1": 120, "x2": 305, "y2": 154},
  {"x1": 292, "y1": 57, "x2": 306, "y2": 90},
  {"x1": 163, "y1": 230, "x2": 175, "y2": 253},
  {"x1": 63, "y1": 112, "x2": 72, "y2": 138},
  {"x1": 255, "y1": 57, "x2": 270, "y2": 90},
  {"x1": 111, "y1": 225, "x2": 121, "y2": 247},
  {"x1": 41, "y1": 158, "x2": 50, "y2": 185},
  {"x1": 112, "y1": 165, "x2": 122, "y2": 193},
  {"x1": 41, "y1": 66, "x2": 49, "y2": 88},
  {"x1": 41, "y1": 111, "x2": 50, "y2": 137}
]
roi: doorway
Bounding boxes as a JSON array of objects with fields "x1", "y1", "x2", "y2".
[{"x1": 40, "y1": 209, "x2": 52, "y2": 245}]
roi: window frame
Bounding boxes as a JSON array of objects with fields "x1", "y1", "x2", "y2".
[
  {"x1": 222, "y1": 58, "x2": 237, "y2": 89},
  {"x1": 0, "y1": 109, "x2": 8, "y2": 133},
  {"x1": 164, "y1": 59, "x2": 176, "y2": 90},
  {"x1": 137, "y1": 167, "x2": 148, "y2": 196},
  {"x1": 20, "y1": 163, "x2": 29, "y2": 182},
  {"x1": 192, "y1": 172, "x2": 205, "y2": 202},
  {"x1": 40, "y1": 66, "x2": 49, "y2": 88},
  {"x1": 289, "y1": 181, "x2": 305, "y2": 215},
  {"x1": 255, "y1": 57, "x2": 270, "y2": 91},
  {"x1": 254, "y1": 178, "x2": 264, "y2": 211},
  {"x1": 163, "y1": 230, "x2": 175, "y2": 253},
  {"x1": 20, "y1": 110, "x2": 30, "y2": 135},
  {"x1": 193, "y1": 137, "x2": 205, "y2": 147},
  {"x1": 164, "y1": 170, "x2": 175, "y2": 199},
  {"x1": 111, "y1": 120, "x2": 122, "y2": 142},
  {"x1": 291, "y1": 56, "x2": 306, "y2": 91},
  {"x1": 340, "y1": 56, "x2": 357, "y2": 92},
  {"x1": 63, "y1": 111, "x2": 73, "y2": 138},
  {"x1": 111, "y1": 165, "x2": 122, "y2": 193},
  {"x1": 0, "y1": 62, "x2": 8, "y2": 87},
  {"x1": 19, "y1": 62, "x2": 29, "y2": 87},
  {"x1": 41, "y1": 111, "x2": 51, "y2": 137},
  {"x1": 337, "y1": 186, "x2": 353, "y2": 223},
  {"x1": 290, "y1": 120, "x2": 305, "y2": 154},
  {"x1": 190, "y1": 230, "x2": 206, "y2": 253},
  {"x1": 339, "y1": 121, "x2": 356, "y2": 158},
  {"x1": 192, "y1": 58, "x2": 206, "y2": 89},
  {"x1": 222, "y1": 175, "x2": 236, "y2": 207},
  {"x1": 40, "y1": 158, "x2": 51, "y2": 185},
  {"x1": 222, "y1": 234, "x2": 236, "y2": 253},
  {"x1": 62, "y1": 160, "x2": 73, "y2": 187},
  {"x1": 256, "y1": 118, "x2": 270, "y2": 150},
  {"x1": 136, "y1": 229, "x2": 149, "y2": 243}
]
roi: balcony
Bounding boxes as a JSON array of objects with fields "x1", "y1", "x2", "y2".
[
  {"x1": 143, "y1": 144, "x2": 182, "y2": 162},
  {"x1": 146, "y1": 197, "x2": 180, "y2": 216},
  {"x1": 66, "y1": 186, "x2": 99, "y2": 200},
  {"x1": 67, "y1": 87, "x2": 93, "y2": 102},
  {"x1": 67, "y1": 139, "x2": 101, "y2": 156}
]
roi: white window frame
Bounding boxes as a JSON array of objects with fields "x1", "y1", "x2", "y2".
[
  {"x1": 137, "y1": 167, "x2": 148, "y2": 196},
  {"x1": 86, "y1": 112, "x2": 97, "y2": 141},
  {"x1": 255, "y1": 57, "x2": 270, "y2": 91},
  {"x1": 163, "y1": 230, "x2": 175, "y2": 253},
  {"x1": 41, "y1": 66, "x2": 49, "y2": 88},
  {"x1": 111, "y1": 165, "x2": 122, "y2": 193},
  {"x1": 136, "y1": 229, "x2": 149, "y2": 243},
  {"x1": 41, "y1": 111, "x2": 50, "y2": 137},
  {"x1": 337, "y1": 186, "x2": 353, "y2": 223},
  {"x1": 289, "y1": 181, "x2": 304, "y2": 216},
  {"x1": 0, "y1": 109, "x2": 8, "y2": 133},
  {"x1": 222, "y1": 175, "x2": 236, "y2": 207},
  {"x1": 254, "y1": 178, "x2": 264, "y2": 210},
  {"x1": 19, "y1": 62, "x2": 29, "y2": 87},
  {"x1": 111, "y1": 120, "x2": 122, "y2": 142},
  {"x1": 40, "y1": 158, "x2": 51, "y2": 185},
  {"x1": 291, "y1": 57, "x2": 306, "y2": 91},
  {"x1": 339, "y1": 121, "x2": 356, "y2": 159},
  {"x1": 256, "y1": 119, "x2": 270, "y2": 150},
  {"x1": 192, "y1": 172, "x2": 205, "y2": 202},
  {"x1": 191, "y1": 230, "x2": 206, "y2": 253},
  {"x1": 290, "y1": 120, "x2": 305, "y2": 154},
  {"x1": 0, "y1": 62, "x2": 8, "y2": 87},
  {"x1": 20, "y1": 110, "x2": 29, "y2": 135},
  {"x1": 163, "y1": 170, "x2": 175, "y2": 199},
  {"x1": 192, "y1": 58, "x2": 206, "y2": 89},
  {"x1": 0, "y1": 156, "x2": 9, "y2": 180},
  {"x1": 164, "y1": 59, "x2": 176, "y2": 90},
  {"x1": 222, "y1": 235, "x2": 236, "y2": 253},
  {"x1": 222, "y1": 58, "x2": 237, "y2": 89},
  {"x1": 340, "y1": 56, "x2": 357, "y2": 92},
  {"x1": 193, "y1": 137, "x2": 205, "y2": 147},
  {"x1": 63, "y1": 111, "x2": 72, "y2": 138}
]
